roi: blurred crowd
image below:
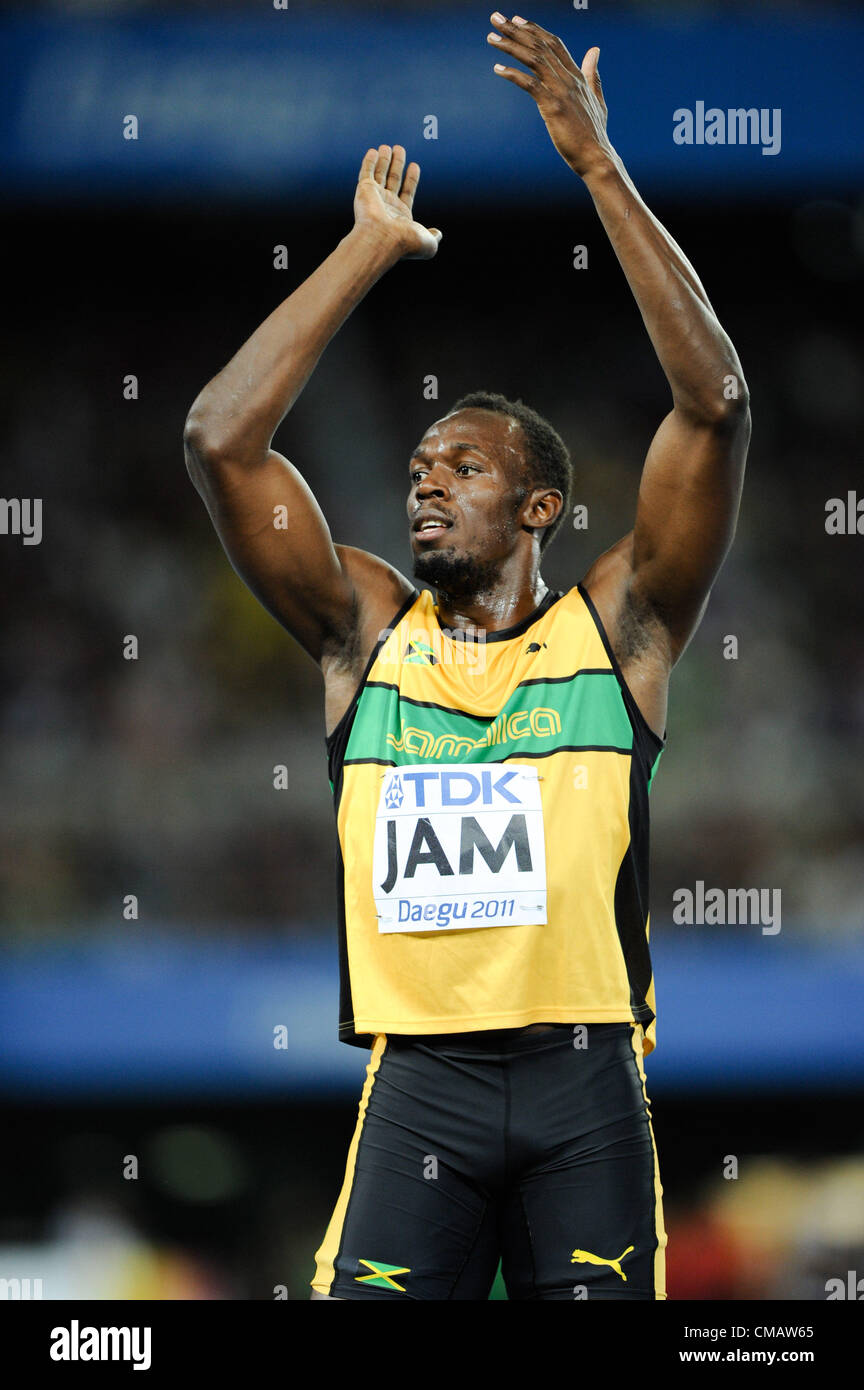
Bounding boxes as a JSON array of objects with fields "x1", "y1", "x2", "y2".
[{"x1": 3, "y1": 1138, "x2": 862, "y2": 1300}]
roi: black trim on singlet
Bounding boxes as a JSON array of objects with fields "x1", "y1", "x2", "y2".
[
  {"x1": 576, "y1": 581, "x2": 663, "y2": 1028},
  {"x1": 325, "y1": 588, "x2": 419, "y2": 1049},
  {"x1": 612, "y1": 741, "x2": 657, "y2": 1028},
  {"x1": 351, "y1": 668, "x2": 624, "y2": 727},
  {"x1": 357, "y1": 683, "x2": 487, "y2": 723},
  {"x1": 341, "y1": 743, "x2": 634, "y2": 770},
  {"x1": 333, "y1": 832, "x2": 358, "y2": 1046}
]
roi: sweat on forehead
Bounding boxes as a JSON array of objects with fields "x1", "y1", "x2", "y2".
[{"x1": 418, "y1": 409, "x2": 524, "y2": 457}]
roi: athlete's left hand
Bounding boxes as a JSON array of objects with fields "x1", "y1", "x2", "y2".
[{"x1": 487, "y1": 14, "x2": 614, "y2": 177}]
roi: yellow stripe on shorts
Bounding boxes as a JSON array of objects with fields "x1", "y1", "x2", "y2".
[
  {"x1": 629, "y1": 1023, "x2": 668, "y2": 1300},
  {"x1": 311, "y1": 1033, "x2": 388, "y2": 1296}
]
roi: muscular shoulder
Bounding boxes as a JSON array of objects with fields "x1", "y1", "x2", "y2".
[
  {"x1": 322, "y1": 544, "x2": 416, "y2": 675},
  {"x1": 336, "y1": 544, "x2": 415, "y2": 601}
]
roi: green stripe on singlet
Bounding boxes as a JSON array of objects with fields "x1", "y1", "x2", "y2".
[{"x1": 343, "y1": 672, "x2": 634, "y2": 765}]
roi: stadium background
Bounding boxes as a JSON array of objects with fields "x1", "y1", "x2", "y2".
[{"x1": 1, "y1": 0, "x2": 863, "y2": 1300}]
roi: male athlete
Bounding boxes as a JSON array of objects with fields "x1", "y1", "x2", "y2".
[{"x1": 184, "y1": 15, "x2": 750, "y2": 1300}]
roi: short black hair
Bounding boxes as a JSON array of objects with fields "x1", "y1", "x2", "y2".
[{"x1": 445, "y1": 390, "x2": 572, "y2": 552}]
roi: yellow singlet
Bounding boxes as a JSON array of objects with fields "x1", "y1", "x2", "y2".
[{"x1": 325, "y1": 583, "x2": 664, "y2": 1055}]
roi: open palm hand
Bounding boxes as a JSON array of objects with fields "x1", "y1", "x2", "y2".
[{"x1": 353, "y1": 145, "x2": 442, "y2": 260}]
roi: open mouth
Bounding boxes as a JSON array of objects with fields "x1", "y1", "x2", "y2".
[{"x1": 412, "y1": 514, "x2": 454, "y2": 541}]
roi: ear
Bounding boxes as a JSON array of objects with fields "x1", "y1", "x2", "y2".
[{"x1": 522, "y1": 487, "x2": 564, "y2": 539}]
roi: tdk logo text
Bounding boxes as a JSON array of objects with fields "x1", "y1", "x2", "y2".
[
  {"x1": 387, "y1": 769, "x2": 522, "y2": 809},
  {"x1": 373, "y1": 762, "x2": 548, "y2": 932}
]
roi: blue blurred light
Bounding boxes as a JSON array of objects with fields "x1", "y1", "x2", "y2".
[
  {"x1": 1, "y1": 8, "x2": 862, "y2": 201},
  {"x1": 0, "y1": 926, "x2": 861, "y2": 1097}
]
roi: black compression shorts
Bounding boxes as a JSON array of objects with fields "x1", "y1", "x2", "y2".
[{"x1": 312, "y1": 1021, "x2": 667, "y2": 1300}]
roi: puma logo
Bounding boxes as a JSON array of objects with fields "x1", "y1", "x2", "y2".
[{"x1": 570, "y1": 1245, "x2": 635, "y2": 1282}]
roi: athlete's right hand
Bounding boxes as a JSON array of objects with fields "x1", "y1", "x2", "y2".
[{"x1": 353, "y1": 145, "x2": 442, "y2": 260}]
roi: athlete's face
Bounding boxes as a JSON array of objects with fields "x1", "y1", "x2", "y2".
[{"x1": 407, "y1": 409, "x2": 530, "y2": 590}]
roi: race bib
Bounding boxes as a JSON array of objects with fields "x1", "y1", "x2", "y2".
[{"x1": 373, "y1": 762, "x2": 547, "y2": 933}]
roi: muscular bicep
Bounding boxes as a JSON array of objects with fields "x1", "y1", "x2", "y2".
[
  {"x1": 186, "y1": 445, "x2": 361, "y2": 662},
  {"x1": 630, "y1": 404, "x2": 750, "y2": 658}
]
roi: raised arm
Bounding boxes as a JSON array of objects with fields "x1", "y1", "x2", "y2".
[
  {"x1": 183, "y1": 146, "x2": 442, "y2": 665},
  {"x1": 488, "y1": 15, "x2": 751, "y2": 664}
]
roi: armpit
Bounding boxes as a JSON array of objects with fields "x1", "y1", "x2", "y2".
[
  {"x1": 615, "y1": 583, "x2": 672, "y2": 668},
  {"x1": 319, "y1": 587, "x2": 363, "y2": 672}
]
